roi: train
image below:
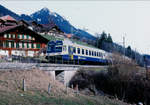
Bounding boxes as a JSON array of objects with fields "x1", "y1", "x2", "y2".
[{"x1": 46, "y1": 39, "x2": 111, "y2": 65}]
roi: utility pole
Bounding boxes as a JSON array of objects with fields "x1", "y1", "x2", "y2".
[
  {"x1": 135, "y1": 48, "x2": 136, "y2": 62},
  {"x1": 123, "y1": 36, "x2": 125, "y2": 62},
  {"x1": 144, "y1": 56, "x2": 149, "y2": 80}
]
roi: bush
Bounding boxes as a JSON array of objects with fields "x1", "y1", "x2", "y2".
[{"x1": 70, "y1": 62, "x2": 150, "y2": 105}]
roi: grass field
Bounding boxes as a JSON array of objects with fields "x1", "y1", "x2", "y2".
[
  {"x1": 0, "y1": 69, "x2": 128, "y2": 105},
  {"x1": 0, "y1": 90, "x2": 128, "y2": 105}
]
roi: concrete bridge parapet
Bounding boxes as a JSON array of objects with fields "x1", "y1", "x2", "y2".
[{"x1": 0, "y1": 62, "x2": 107, "y2": 85}]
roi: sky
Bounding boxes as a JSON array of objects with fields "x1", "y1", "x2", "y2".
[{"x1": 0, "y1": 1, "x2": 150, "y2": 54}]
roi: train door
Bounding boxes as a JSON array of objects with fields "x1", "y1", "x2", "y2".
[{"x1": 68, "y1": 46, "x2": 74, "y2": 60}]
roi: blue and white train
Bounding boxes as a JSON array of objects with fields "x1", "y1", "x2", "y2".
[{"x1": 46, "y1": 39, "x2": 110, "y2": 65}]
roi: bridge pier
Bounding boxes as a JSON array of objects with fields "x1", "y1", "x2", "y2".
[
  {"x1": 45, "y1": 70, "x2": 77, "y2": 85},
  {"x1": 64, "y1": 70, "x2": 77, "y2": 85}
]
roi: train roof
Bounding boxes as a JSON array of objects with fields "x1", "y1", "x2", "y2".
[
  {"x1": 63, "y1": 39, "x2": 106, "y2": 53},
  {"x1": 44, "y1": 35, "x2": 106, "y2": 52},
  {"x1": 70, "y1": 39, "x2": 98, "y2": 49}
]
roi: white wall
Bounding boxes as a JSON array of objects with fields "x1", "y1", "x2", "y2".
[
  {"x1": 28, "y1": 51, "x2": 35, "y2": 57},
  {"x1": 0, "y1": 50, "x2": 8, "y2": 56}
]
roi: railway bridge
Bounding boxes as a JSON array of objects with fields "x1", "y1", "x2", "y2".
[{"x1": 0, "y1": 63, "x2": 108, "y2": 85}]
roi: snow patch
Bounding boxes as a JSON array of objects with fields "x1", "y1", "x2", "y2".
[
  {"x1": 37, "y1": 18, "x2": 41, "y2": 22},
  {"x1": 51, "y1": 12, "x2": 57, "y2": 17}
]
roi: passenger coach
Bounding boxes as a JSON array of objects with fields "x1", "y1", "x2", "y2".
[{"x1": 46, "y1": 39, "x2": 109, "y2": 65}]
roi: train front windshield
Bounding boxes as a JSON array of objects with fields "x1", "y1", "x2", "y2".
[{"x1": 47, "y1": 41, "x2": 63, "y2": 53}]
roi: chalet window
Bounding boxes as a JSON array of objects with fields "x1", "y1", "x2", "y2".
[
  {"x1": 6, "y1": 41, "x2": 9, "y2": 48},
  {"x1": 11, "y1": 41, "x2": 14, "y2": 48},
  {"x1": 9, "y1": 42, "x2": 11, "y2": 48},
  {"x1": 22, "y1": 42, "x2": 24, "y2": 48},
  {"x1": 9, "y1": 34, "x2": 11, "y2": 38},
  {"x1": 24, "y1": 35, "x2": 26, "y2": 39},
  {"x1": 32, "y1": 37, "x2": 35, "y2": 40},
  {"x1": 31, "y1": 43, "x2": 34, "y2": 48},
  {"x1": 7, "y1": 34, "x2": 9, "y2": 38},
  {"x1": 36, "y1": 43, "x2": 40, "y2": 49},
  {"x1": 16, "y1": 43, "x2": 19, "y2": 48},
  {"x1": 27, "y1": 43, "x2": 29, "y2": 48},
  {"x1": 13, "y1": 34, "x2": 15, "y2": 38},
  {"x1": 34, "y1": 44, "x2": 36, "y2": 48},
  {"x1": 22, "y1": 34, "x2": 24, "y2": 39},
  {"x1": 18, "y1": 34, "x2": 20, "y2": 39},
  {"x1": 19, "y1": 43, "x2": 22, "y2": 48},
  {"x1": 11, "y1": 34, "x2": 13, "y2": 39},
  {"x1": 29, "y1": 36, "x2": 31, "y2": 40},
  {"x1": 4, "y1": 34, "x2": 7, "y2": 38},
  {"x1": 0, "y1": 41, "x2": 3, "y2": 47},
  {"x1": 77, "y1": 48, "x2": 80, "y2": 54},
  {"x1": 27, "y1": 35, "x2": 29, "y2": 39}
]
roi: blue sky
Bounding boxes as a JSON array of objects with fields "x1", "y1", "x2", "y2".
[{"x1": 0, "y1": 1, "x2": 150, "y2": 54}]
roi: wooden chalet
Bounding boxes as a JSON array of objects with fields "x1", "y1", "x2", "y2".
[{"x1": 0, "y1": 22, "x2": 49, "y2": 57}]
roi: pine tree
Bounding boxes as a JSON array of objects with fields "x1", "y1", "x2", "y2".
[
  {"x1": 126, "y1": 46, "x2": 132, "y2": 57},
  {"x1": 98, "y1": 31, "x2": 107, "y2": 49},
  {"x1": 100, "y1": 31, "x2": 107, "y2": 42},
  {"x1": 107, "y1": 33, "x2": 113, "y2": 43}
]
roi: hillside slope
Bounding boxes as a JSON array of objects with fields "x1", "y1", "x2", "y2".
[{"x1": 0, "y1": 69, "x2": 128, "y2": 105}]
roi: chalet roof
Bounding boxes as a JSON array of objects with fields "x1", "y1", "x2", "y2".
[
  {"x1": 0, "y1": 15, "x2": 16, "y2": 21},
  {"x1": 0, "y1": 25, "x2": 20, "y2": 34},
  {"x1": 0, "y1": 25, "x2": 49, "y2": 43},
  {"x1": 18, "y1": 20, "x2": 29, "y2": 26}
]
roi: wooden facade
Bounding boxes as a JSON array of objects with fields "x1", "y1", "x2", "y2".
[{"x1": 0, "y1": 25, "x2": 49, "y2": 56}]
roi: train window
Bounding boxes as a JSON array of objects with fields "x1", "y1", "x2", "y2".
[
  {"x1": 86, "y1": 50, "x2": 88, "y2": 55},
  {"x1": 98, "y1": 52, "x2": 100, "y2": 57},
  {"x1": 94, "y1": 51, "x2": 96, "y2": 56},
  {"x1": 97, "y1": 52, "x2": 99, "y2": 56},
  {"x1": 82, "y1": 49, "x2": 84, "y2": 55},
  {"x1": 92, "y1": 51, "x2": 94, "y2": 56},
  {"x1": 55, "y1": 47, "x2": 62, "y2": 52},
  {"x1": 77, "y1": 48, "x2": 80, "y2": 54},
  {"x1": 89, "y1": 50, "x2": 91, "y2": 56},
  {"x1": 73, "y1": 47, "x2": 76, "y2": 53}
]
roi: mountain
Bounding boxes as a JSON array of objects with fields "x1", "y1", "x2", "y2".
[
  {"x1": 30, "y1": 7, "x2": 52, "y2": 24},
  {"x1": 0, "y1": 5, "x2": 96, "y2": 41},
  {"x1": 30, "y1": 8, "x2": 96, "y2": 40},
  {"x1": 0, "y1": 5, "x2": 21, "y2": 20},
  {"x1": 20, "y1": 14, "x2": 33, "y2": 21}
]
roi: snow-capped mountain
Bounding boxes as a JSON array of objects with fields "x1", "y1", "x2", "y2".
[
  {"x1": 29, "y1": 8, "x2": 96, "y2": 40},
  {"x1": 0, "y1": 5, "x2": 96, "y2": 41}
]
